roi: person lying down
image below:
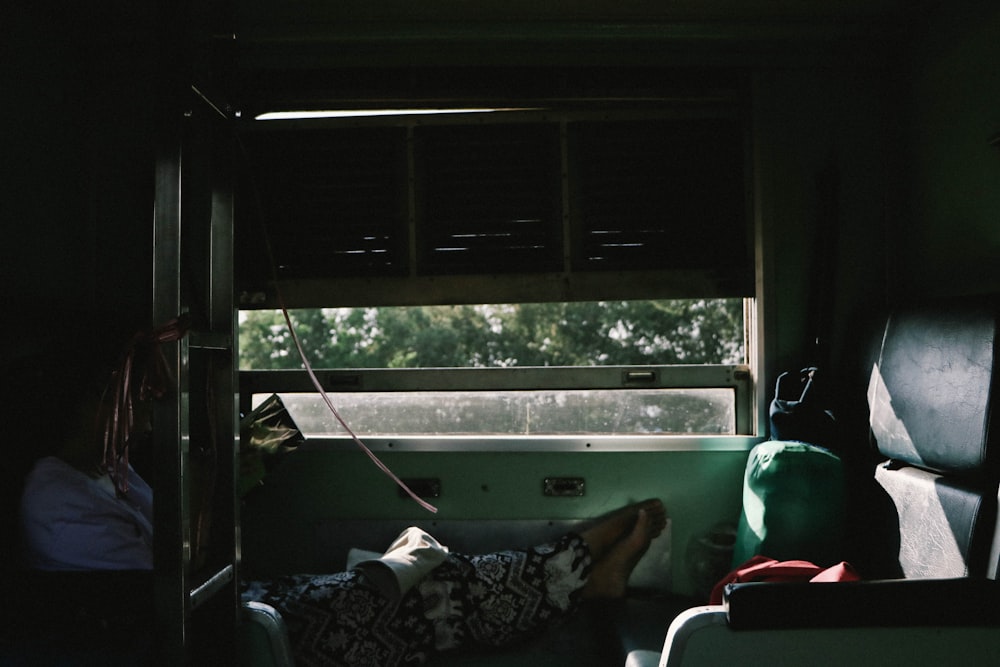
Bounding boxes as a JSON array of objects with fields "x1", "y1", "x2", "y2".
[
  {"x1": 16, "y1": 318, "x2": 668, "y2": 666},
  {"x1": 241, "y1": 499, "x2": 667, "y2": 666}
]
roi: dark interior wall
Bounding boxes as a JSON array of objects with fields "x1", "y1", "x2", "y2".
[
  {"x1": 754, "y1": 62, "x2": 897, "y2": 397},
  {"x1": 755, "y1": 1, "x2": 1000, "y2": 432},
  {"x1": 2, "y1": 5, "x2": 156, "y2": 344},
  {"x1": 3, "y1": 9, "x2": 93, "y2": 318},
  {"x1": 897, "y1": 3, "x2": 1000, "y2": 299},
  {"x1": 1, "y1": 5, "x2": 158, "y2": 569}
]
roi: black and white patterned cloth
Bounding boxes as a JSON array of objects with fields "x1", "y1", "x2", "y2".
[{"x1": 242, "y1": 533, "x2": 592, "y2": 666}]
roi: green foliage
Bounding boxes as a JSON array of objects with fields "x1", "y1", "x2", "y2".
[{"x1": 239, "y1": 299, "x2": 745, "y2": 370}]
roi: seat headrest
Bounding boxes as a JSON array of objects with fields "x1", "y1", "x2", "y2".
[{"x1": 867, "y1": 298, "x2": 998, "y2": 474}]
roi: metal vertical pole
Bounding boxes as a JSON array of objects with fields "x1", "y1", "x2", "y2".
[
  {"x1": 152, "y1": 109, "x2": 191, "y2": 665},
  {"x1": 152, "y1": 2, "x2": 240, "y2": 662},
  {"x1": 202, "y1": 107, "x2": 240, "y2": 655},
  {"x1": 152, "y1": 4, "x2": 193, "y2": 659}
]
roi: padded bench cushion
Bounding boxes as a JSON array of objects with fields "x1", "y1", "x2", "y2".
[
  {"x1": 864, "y1": 298, "x2": 1000, "y2": 579},
  {"x1": 315, "y1": 518, "x2": 672, "y2": 593},
  {"x1": 874, "y1": 463, "x2": 994, "y2": 578}
]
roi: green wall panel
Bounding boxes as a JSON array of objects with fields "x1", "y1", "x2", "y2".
[{"x1": 241, "y1": 447, "x2": 749, "y2": 598}]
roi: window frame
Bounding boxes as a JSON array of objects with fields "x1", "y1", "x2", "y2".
[
  {"x1": 235, "y1": 101, "x2": 761, "y2": 448},
  {"x1": 239, "y1": 361, "x2": 755, "y2": 452}
]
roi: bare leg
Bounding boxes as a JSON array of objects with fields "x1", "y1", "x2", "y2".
[
  {"x1": 581, "y1": 507, "x2": 660, "y2": 599},
  {"x1": 578, "y1": 498, "x2": 666, "y2": 562}
]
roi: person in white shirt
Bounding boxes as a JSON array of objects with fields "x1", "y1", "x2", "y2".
[
  {"x1": 18, "y1": 317, "x2": 173, "y2": 573},
  {"x1": 20, "y1": 455, "x2": 153, "y2": 571}
]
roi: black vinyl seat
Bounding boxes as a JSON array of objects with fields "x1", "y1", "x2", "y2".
[
  {"x1": 864, "y1": 298, "x2": 1000, "y2": 580},
  {"x1": 628, "y1": 297, "x2": 1000, "y2": 667}
]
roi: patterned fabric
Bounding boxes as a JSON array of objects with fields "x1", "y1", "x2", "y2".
[{"x1": 242, "y1": 533, "x2": 591, "y2": 666}]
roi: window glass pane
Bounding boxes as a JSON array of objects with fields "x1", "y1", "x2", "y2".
[
  {"x1": 239, "y1": 299, "x2": 745, "y2": 370},
  {"x1": 255, "y1": 388, "x2": 736, "y2": 437}
]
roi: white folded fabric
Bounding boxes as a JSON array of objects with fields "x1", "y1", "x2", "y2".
[{"x1": 347, "y1": 527, "x2": 450, "y2": 602}]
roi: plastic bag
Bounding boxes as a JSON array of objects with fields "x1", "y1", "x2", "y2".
[
  {"x1": 238, "y1": 394, "x2": 303, "y2": 497},
  {"x1": 769, "y1": 367, "x2": 839, "y2": 451}
]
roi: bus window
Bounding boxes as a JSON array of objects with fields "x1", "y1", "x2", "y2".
[
  {"x1": 239, "y1": 298, "x2": 753, "y2": 440},
  {"x1": 235, "y1": 107, "x2": 757, "y2": 444}
]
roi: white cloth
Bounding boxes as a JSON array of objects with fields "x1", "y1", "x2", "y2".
[
  {"x1": 348, "y1": 527, "x2": 449, "y2": 601},
  {"x1": 20, "y1": 456, "x2": 154, "y2": 571}
]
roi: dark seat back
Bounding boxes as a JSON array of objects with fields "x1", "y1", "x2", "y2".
[{"x1": 865, "y1": 298, "x2": 999, "y2": 579}]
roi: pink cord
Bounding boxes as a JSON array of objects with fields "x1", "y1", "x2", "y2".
[
  {"x1": 279, "y1": 308, "x2": 438, "y2": 514},
  {"x1": 100, "y1": 315, "x2": 190, "y2": 497},
  {"x1": 236, "y1": 132, "x2": 436, "y2": 513}
]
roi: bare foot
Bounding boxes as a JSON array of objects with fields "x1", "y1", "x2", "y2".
[
  {"x1": 579, "y1": 499, "x2": 666, "y2": 561},
  {"x1": 582, "y1": 507, "x2": 657, "y2": 599}
]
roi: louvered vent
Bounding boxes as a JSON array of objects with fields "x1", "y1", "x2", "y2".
[
  {"x1": 236, "y1": 112, "x2": 752, "y2": 307},
  {"x1": 570, "y1": 118, "x2": 748, "y2": 280},
  {"x1": 415, "y1": 124, "x2": 562, "y2": 275},
  {"x1": 241, "y1": 127, "x2": 408, "y2": 281}
]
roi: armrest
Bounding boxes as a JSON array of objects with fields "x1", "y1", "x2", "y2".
[
  {"x1": 724, "y1": 577, "x2": 1000, "y2": 630},
  {"x1": 240, "y1": 601, "x2": 296, "y2": 667},
  {"x1": 660, "y1": 603, "x2": 1000, "y2": 667}
]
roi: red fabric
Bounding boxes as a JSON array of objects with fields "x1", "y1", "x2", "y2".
[{"x1": 710, "y1": 555, "x2": 861, "y2": 604}]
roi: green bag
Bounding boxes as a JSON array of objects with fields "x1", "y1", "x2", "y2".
[{"x1": 732, "y1": 440, "x2": 846, "y2": 568}]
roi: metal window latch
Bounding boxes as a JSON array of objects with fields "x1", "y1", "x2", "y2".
[
  {"x1": 544, "y1": 477, "x2": 585, "y2": 497},
  {"x1": 623, "y1": 370, "x2": 657, "y2": 384}
]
